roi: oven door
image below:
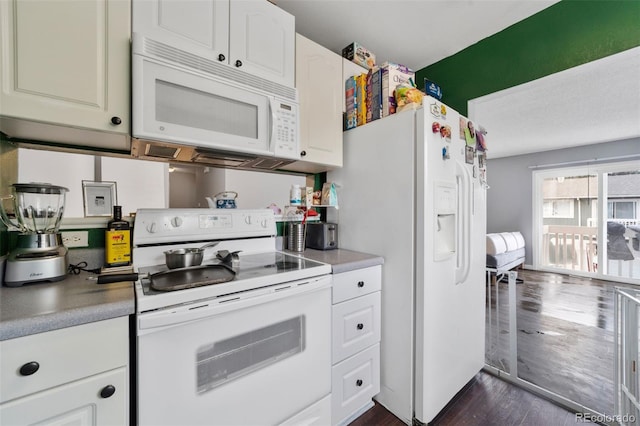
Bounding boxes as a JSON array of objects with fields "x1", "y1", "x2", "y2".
[
  {"x1": 133, "y1": 54, "x2": 273, "y2": 156},
  {"x1": 137, "y1": 276, "x2": 331, "y2": 426}
]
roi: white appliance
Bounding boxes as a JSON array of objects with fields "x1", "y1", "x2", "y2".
[
  {"x1": 327, "y1": 97, "x2": 487, "y2": 424},
  {"x1": 131, "y1": 33, "x2": 300, "y2": 169},
  {"x1": 133, "y1": 209, "x2": 332, "y2": 425}
]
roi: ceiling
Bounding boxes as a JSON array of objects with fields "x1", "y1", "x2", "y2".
[
  {"x1": 468, "y1": 47, "x2": 640, "y2": 159},
  {"x1": 277, "y1": 0, "x2": 560, "y2": 71}
]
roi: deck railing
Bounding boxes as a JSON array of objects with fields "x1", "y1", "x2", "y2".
[{"x1": 542, "y1": 225, "x2": 598, "y2": 272}]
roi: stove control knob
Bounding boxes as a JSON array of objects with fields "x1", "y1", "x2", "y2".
[
  {"x1": 261, "y1": 218, "x2": 268, "y2": 228},
  {"x1": 245, "y1": 215, "x2": 252, "y2": 225},
  {"x1": 146, "y1": 222, "x2": 157, "y2": 234},
  {"x1": 171, "y1": 217, "x2": 183, "y2": 228}
]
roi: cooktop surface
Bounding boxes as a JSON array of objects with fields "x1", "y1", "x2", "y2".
[{"x1": 137, "y1": 251, "x2": 328, "y2": 297}]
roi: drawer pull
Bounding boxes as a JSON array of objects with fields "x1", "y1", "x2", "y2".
[
  {"x1": 356, "y1": 379, "x2": 363, "y2": 387},
  {"x1": 19, "y1": 361, "x2": 40, "y2": 376},
  {"x1": 100, "y1": 385, "x2": 116, "y2": 399},
  {"x1": 357, "y1": 281, "x2": 365, "y2": 288},
  {"x1": 357, "y1": 323, "x2": 364, "y2": 330}
]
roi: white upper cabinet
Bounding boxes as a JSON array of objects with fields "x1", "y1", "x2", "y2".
[
  {"x1": 282, "y1": 34, "x2": 342, "y2": 174},
  {"x1": 0, "y1": 0, "x2": 130, "y2": 149},
  {"x1": 133, "y1": 0, "x2": 295, "y2": 88}
]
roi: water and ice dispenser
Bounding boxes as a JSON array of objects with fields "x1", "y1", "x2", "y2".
[{"x1": 434, "y1": 182, "x2": 457, "y2": 261}]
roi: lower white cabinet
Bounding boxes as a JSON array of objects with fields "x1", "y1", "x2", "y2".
[
  {"x1": 331, "y1": 265, "x2": 381, "y2": 425},
  {"x1": 0, "y1": 317, "x2": 129, "y2": 425}
]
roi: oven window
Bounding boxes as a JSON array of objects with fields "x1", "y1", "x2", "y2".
[
  {"x1": 155, "y1": 79, "x2": 258, "y2": 139},
  {"x1": 196, "y1": 316, "x2": 305, "y2": 394}
]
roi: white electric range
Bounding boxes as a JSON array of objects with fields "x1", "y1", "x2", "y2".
[{"x1": 132, "y1": 208, "x2": 332, "y2": 426}]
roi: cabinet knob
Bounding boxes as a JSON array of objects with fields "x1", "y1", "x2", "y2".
[
  {"x1": 100, "y1": 385, "x2": 116, "y2": 398},
  {"x1": 110, "y1": 116, "x2": 122, "y2": 125},
  {"x1": 235, "y1": 60, "x2": 243, "y2": 67},
  {"x1": 357, "y1": 323, "x2": 364, "y2": 330},
  {"x1": 300, "y1": 150, "x2": 307, "y2": 157},
  {"x1": 356, "y1": 379, "x2": 363, "y2": 387},
  {"x1": 19, "y1": 361, "x2": 40, "y2": 376},
  {"x1": 357, "y1": 281, "x2": 365, "y2": 288},
  {"x1": 218, "y1": 53, "x2": 225, "y2": 62}
]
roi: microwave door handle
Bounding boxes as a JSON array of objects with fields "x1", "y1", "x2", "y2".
[{"x1": 268, "y1": 98, "x2": 277, "y2": 151}]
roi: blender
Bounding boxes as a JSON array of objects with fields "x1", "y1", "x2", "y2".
[{"x1": 0, "y1": 183, "x2": 69, "y2": 286}]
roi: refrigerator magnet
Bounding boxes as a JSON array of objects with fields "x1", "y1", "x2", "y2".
[
  {"x1": 465, "y1": 145, "x2": 475, "y2": 164},
  {"x1": 478, "y1": 152, "x2": 485, "y2": 169},
  {"x1": 440, "y1": 125, "x2": 452, "y2": 142},
  {"x1": 432, "y1": 122, "x2": 440, "y2": 133},
  {"x1": 442, "y1": 146, "x2": 450, "y2": 160},
  {"x1": 459, "y1": 117, "x2": 467, "y2": 140},
  {"x1": 430, "y1": 102, "x2": 441, "y2": 118},
  {"x1": 464, "y1": 121, "x2": 476, "y2": 146}
]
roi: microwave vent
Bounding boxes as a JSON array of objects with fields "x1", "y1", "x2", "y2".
[
  {"x1": 145, "y1": 144, "x2": 181, "y2": 159},
  {"x1": 141, "y1": 37, "x2": 297, "y2": 102},
  {"x1": 251, "y1": 158, "x2": 290, "y2": 170}
]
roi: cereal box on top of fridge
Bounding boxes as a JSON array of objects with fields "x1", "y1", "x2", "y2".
[
  {"x1": 381, "y1": 62, "x2": 415, "y2": 117},
  {"x1": 345, "y1": 76, "x2": 357, "y2": 130},
  {"x1": 342, "y1": 42, "x2": 376, "y2": 69},
  {"x1": 356, "y1": 73, "x2": 367, "y2": 127}
]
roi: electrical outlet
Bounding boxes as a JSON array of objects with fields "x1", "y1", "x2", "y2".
[{"x1": 61, "y1": 231, "x2": 89, "y2": 248}]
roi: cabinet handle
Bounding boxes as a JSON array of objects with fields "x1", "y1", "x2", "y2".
[
  {"x1": 235, "y1": 60, "x2": 243, "y2": 67},
  {"x1": 100, "y1": 385, "x2": 116, "y2": 398},
  {"x1": 19, "y1": 361, "x2": 40, "y2": 376},
  {"x1": 300, "y1": 151, "x2": 307, "y2": 157},
  {"x1": 110, "y1": 116, "x2": 122, "y2": 125},
  {"x1": 218, "y1": 53, "x2": 225, "y2": 61},
  {"x1": 357, "y1": 281, "x2": 365, "y2": 288},
  {"x1": 356, "y1": 379, "x2": 363, "y2": 387},
  {"x1": 357, "y1": 323, "x2": 364, "y2": 330}
]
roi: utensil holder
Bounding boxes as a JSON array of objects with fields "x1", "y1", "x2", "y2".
[{"x1": 286, "y1": 222, "x2": 306, "y2": 252}]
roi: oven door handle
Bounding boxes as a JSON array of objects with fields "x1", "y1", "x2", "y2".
[{"x1": 138, "y1": 277, "x2": 331, "y2": 331}]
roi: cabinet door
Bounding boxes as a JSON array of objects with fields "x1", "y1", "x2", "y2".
[
  {"x1": 132, "y1": 0, "x2": 229, "y2": 63},
  {"x1": 332, "y1": 291, "x2": 381, "y2": 363},
  {"x1": 281, "y1": 34, "x2": 342, "y2": 174},
  {"x1": 0, "y1": 0, "x2": 130, "y2": 135},
  {"x1": 0, "y1": 369, "x2": 127, "y2": 426},
  {"x1": 229, "y1": 0, "x2": 295, "y2": 88},
  {"x1": 332, "y1": 343, "x2": 380, "y2": 426}
]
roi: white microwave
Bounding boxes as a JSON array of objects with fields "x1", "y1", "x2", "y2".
[{"x1": 132, "y1": 37, "x2": 300, "y2": 162}]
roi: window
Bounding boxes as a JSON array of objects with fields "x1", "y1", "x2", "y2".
[
  {"x1": 608, "y1": 201, "x2": 636, "y2": 219},
  {"x1": 543, "y1": 199, "x2": 574, "y2": 218}
]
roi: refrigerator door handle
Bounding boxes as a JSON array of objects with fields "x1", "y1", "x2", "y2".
[{"x1": 455, "y1": 160, "x2": 472, "y2": 284}]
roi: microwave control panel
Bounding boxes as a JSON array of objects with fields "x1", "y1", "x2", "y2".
[{"x1": 272, "y1": 100, "x2": 299, "y2": 159}]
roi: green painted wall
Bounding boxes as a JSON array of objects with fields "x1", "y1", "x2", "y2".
[{"x1": 416, "y1": 0, "x2": 640, "y2": 116}]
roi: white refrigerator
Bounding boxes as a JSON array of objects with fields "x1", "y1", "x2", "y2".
[{"x1": 327, "y1": 96, "x2": 487, "y2": 424}]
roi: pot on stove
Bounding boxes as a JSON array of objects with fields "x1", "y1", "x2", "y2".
[{"x1": 164, "y1": 241, "x2": 220, "y2": 269}]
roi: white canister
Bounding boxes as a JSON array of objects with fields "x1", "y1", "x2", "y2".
[{"x1": 290, "y1": 185, "x2": 301, "y2": 206}]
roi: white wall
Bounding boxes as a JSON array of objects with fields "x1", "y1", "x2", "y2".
[
  {"x1": 18, "y1": 148, "x2": 168, "y2": 218},
  {"x1": 18, "y1": 149, "x2": 94, "y2": 217},
  {"x1": 224, "y1": 169, "x2": 306, "y2": 210},
  {"x1": 102, "y1": 156, "x2": 168, "y2": 215},
  {"x1": 170, "y1": 170, "x2": 197, "y2": 207}
]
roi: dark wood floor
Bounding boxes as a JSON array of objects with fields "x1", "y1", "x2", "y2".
[
  {"x1": 350, "y1": 371, "x2": 578, "y2": 426},
  {"x1": 486, "y1": 269, "x2": 637, "y2": 415},
  {"x1": 350, "y1": 269, "x2": 633, "y2": 425}
]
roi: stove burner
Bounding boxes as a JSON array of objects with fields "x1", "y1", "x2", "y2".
[{"x1": 150, "y1": 264, "x2": 236, "y2": 292}]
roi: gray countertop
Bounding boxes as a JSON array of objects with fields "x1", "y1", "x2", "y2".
[
  {"x1": 0, "y1": 272, "x2": 135, "y2": 341},
  {"x1": 286, "y1": 248, "x2": 384, "y2": 274},
  {"x1": 0, "y1": 248, "x2": 380, "y2": 341}
]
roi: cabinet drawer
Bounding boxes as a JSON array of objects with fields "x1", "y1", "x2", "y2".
[
  {"x1": 332, "y1": 292, "x2": 380, "y2": 363},
  {"x1": 0, "y1": 317, "x2": 128, "y2": 403},
  {"x1": 0, "y1": 368, "x2": 127, "y2": 426},
  {"x1": 331, "y1": 343, "x2": 380, "y2": 426},
  {"x1": 332, "y1": 265, "x2": 381, "y2": 304}
]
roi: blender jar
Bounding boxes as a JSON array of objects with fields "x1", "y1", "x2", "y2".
[{"x1": 2, "y1": 183, "x2": 69, "y2": 233}]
